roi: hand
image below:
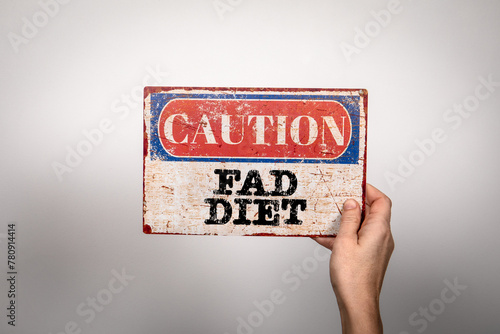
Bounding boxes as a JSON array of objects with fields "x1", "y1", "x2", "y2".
[{"x1": 314, "y1": 184, "x2": 394, "y2": 334}]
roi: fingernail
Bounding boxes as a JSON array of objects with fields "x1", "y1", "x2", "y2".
[{"x1": 343, "y1": 199, "x2": 357, "y2": 210}]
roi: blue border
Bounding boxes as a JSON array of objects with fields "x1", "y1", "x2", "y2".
[{"x1": 149, "y1": 93, "x2": 361, "y2": 164}]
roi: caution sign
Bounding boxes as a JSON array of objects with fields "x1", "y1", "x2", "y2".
[{"x1": 143, "y1": 87, "x2": 367, "y2": 236}]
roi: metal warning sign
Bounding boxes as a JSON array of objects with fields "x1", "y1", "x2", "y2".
[{"x1": 143, "y1": 87, "x2": 367, "y2": 236}]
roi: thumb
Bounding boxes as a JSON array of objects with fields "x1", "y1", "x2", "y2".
[{"x1": 337, "y1": 199, "x2": 361, "y2": 239}]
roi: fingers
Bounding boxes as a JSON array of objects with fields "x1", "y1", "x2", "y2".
[
  {"x1": 313, "y1": 184, "x2": 391, "y2": 248},
  {"x1": 313, "y1": 237, "x2": 335, "y2": 250},
  {"x1": 366, "y1": 184, "x2": 391, "y2": 207},
  {"x1": 336, "y1": 199, "x2": 362, "y2": 240},
  {"x1": 312, "y1": 198, "x2": 361, "y2": 248},
  {"x1": 365, "y1": 184, "x2": 392, "y2": 226}
]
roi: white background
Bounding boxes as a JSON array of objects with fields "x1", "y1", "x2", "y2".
[{"x1": 1, "y1": 0, "x2": 499, "y2": 333}]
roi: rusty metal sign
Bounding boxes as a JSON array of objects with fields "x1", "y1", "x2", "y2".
[{"x1": 143, "y1": 87, "x2": 367, "y2": 236}]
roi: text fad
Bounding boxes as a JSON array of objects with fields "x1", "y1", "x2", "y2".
[{"x1": 143, "y1": 87, "x2": 367, "y2": 236}]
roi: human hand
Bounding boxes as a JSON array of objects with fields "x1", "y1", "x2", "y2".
[{"x1": 314, "y1": 184, "x2": 394, "y2": 334}]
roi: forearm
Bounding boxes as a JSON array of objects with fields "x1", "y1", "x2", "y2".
[{"x1": 337, "y1": 295, "x2": 383, "y2": 334}]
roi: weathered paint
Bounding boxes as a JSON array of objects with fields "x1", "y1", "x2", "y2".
[{"x1": 143, "y1": 87, "x2": 367, "y2": 236}]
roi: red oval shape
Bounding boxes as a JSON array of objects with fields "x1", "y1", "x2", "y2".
[{"x1": 158, "y1": 99, "x2": 351, "y2": 160}]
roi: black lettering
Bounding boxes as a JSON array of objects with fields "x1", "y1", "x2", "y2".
[
  {"x1": 213, "y1": 169, "x2": 241, "y2": 195},
  {"x1": 253, "y1": 199, "x2": 279, "y2": 225},
  {"x1": 282, "y1": 199, "x2": 307, "y2": 224},
  {"x1": 236, "y1": 170, "x2": 268, "y2": 196},
  {"x1": 204, "y1": 198, "x2": 232, "y2": 224},
  {"x1": 233, "y1": 198, "x2": 252, "y2": 225},
  {"x1": 270, "y1": 170, "x2": 297, "y2": 196}
]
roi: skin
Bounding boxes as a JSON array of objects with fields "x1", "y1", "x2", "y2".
[{"x1": 314, "y1": 184, "x2": 394, "y2": 334}]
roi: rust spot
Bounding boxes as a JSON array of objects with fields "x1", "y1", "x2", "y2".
[{"x1": 143, "y1": 224, "x2": 152, "y2": 234}]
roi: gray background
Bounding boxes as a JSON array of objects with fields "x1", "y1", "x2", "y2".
[{"x1": 1, "y1": 0, "x2": 499, "y2": 333}]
